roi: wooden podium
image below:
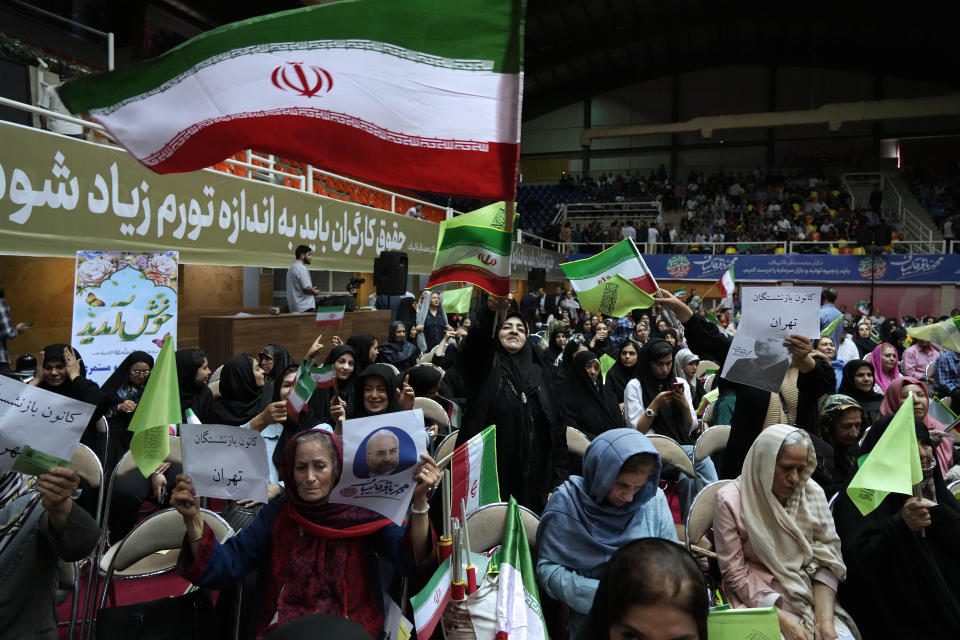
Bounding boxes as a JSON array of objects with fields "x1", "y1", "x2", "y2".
[{"x1": 198, "y1": 310, "x2": 390, "y2": 369}]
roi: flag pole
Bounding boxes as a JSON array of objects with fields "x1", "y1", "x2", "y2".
[
  {"x1": 439, "y1": 468, "x2": 452, "y2": 562},
  {"x1": 461, "y1": 499, "x2": 478, "y2": 594}
]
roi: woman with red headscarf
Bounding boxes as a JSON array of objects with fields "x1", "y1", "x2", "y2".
[
  {"x1": 171, "y1": 429, "x2": 439, "y2": 639},
  {"x1": 878, "y1": 376, "x2": 954, "y2": 477}
]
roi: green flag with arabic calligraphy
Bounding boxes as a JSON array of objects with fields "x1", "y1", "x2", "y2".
[{"x1": 129, "y1": 336, "x2": 180, "y2": 477}]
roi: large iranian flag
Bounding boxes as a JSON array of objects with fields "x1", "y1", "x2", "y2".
[
  {"x1": 450, "y1": 425, "x2": 500, "y2": 520},
  {"x1": 496, "y1": 497, "x2": 547, "y2": 639},
  {"x1": 57, "y1": 0, "x2": 525, "y2": 201},
  {"x1": 561, "y1": 238, "x2": 658, "y2": 295}
]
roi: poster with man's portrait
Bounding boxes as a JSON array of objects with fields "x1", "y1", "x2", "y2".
[
  {"x1": 720, "y1": 286, "x2": 820, "y2": 393},
  {"x1": 329, "y1": 409, "x2": 426, "y2": 524}
]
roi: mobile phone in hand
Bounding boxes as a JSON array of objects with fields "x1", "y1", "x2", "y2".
[{"x1": 671, "y1": 381, "x2": 684, "y2": 393}]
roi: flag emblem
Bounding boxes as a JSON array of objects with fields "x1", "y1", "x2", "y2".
[{"x1": 271, "y1": 62, "x2": 334, "y2": 97}]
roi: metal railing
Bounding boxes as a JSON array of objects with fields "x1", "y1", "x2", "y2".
[
  {"x1": 553, "y1": 200, "x2": 661, "y2": 226},
  {"x1": 0, "y1": 96, "x2": 455, "y2": 220}
]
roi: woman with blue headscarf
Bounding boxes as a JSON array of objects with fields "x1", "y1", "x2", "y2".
[{"x1": 536, "y1": 428, "x2": 678, "y2": 638}]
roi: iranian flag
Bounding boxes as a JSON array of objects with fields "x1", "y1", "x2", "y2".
[
  {"x1": 308, "y1": 363, "x2": 336, "y2": 388},
  {"x1": 285, "y1": 360, "x2": 317, "y2": 418},
  {"x1": 410, "y1": 557, "x2": 452, "y2": 640},
  {"x1": 286, "y1": 359, "x2": 334, "y2": 418},
  {"x1": 717, "y1": 267, "x2": 736, "y2": 298},
  {"x1": 560, "y1": 238, "x2": 658, "y2": 296},
  {"x1": 450, "y1": 425, "x2": 500, "y2": 520},
  {"x1": 496, "y1": 497, "x2": 547, "y2": 639},
  {"x1": 57, "y1": 0, "x2": 524, "y2": 201},
  {"x1": 315, "y1": 305, "x2": 345, "y2": 327},
  {"x1": 427, "y1": 202, "x2": 518, "y2": 296}
]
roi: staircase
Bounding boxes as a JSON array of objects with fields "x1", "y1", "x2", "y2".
[
  {"x1": 885, "y1": 171, "x2": 944, "y2": 242},
  {"x1": 842, "y1": 171, "x2": 943, "y2": 252}
]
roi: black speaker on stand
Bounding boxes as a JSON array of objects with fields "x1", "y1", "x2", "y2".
[
  {"x1": 527, "y1": 268, "x2": 546, "y2": 291},
  {"x1": 373, "y1": 251, "x2": 408, "y2": 296}
]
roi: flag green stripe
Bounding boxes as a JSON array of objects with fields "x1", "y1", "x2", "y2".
[
  {"x1": 315, "y1": 306, "x2": 344, "y2": 313},
  {"x1": 410, "y1": 557, "x2": 451, "y2": 609},
  {"x1": 479, "y1": 426, "x2": 499, "y2": 504},
  {"x1": 560, "y1": 240, "x2": 638, "y2": 279},
  {"x1": 60, "y1": 0, "x2": 523, "y2": 113},
  {"x1": 437, "y1": 224, "x2": 513, "y2": 255}
]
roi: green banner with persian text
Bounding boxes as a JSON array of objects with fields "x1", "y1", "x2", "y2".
[{"x1": 0, "y1": 122, "x2": 563, "y2": 276}]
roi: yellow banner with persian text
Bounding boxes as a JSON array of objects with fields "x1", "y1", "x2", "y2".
[{"x1": 0, "y1": 122, "x2": 564, "y2": 277}]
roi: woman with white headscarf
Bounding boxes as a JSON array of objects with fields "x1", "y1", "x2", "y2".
[
  {"x1": 673, "y1": 347, "x2": 705, "y2": 410},
  {"x1": 414, "y1": 289, "x2": 449, "y2": 352},
  {"x1": 713, "y1": 425, "x2": 860, "y2": 640}
]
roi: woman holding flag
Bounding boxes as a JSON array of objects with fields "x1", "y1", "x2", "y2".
[
  {"x1": 454, "y1": 295, "x2": 568, "y2": 514},
  {"x1": 832, "y1": 414, "x2": 960, "y2": 639}
]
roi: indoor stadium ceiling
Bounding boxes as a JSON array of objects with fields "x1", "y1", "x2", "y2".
[{"x1": 7, "y1": 0, "x2": 960, "y2": 121}]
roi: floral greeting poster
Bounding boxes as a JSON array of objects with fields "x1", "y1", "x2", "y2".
[{"x1": 71, "y1": 251, "x2": 178, "y2": 386}]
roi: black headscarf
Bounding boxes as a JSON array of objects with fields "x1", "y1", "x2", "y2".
[
  {"x1": 634, "y1": 338, "x2": 692, "y2": 445},
  {"x1": 307, "y1": 344, "x2": 358, "y2": 421},
  {"x1": 101, "y1": 350, "x2": 154, "y2": 400},
  {"x1": 38, "y1": 343, "x2": 104, "y2": 452},
  {"x1": 396, "y1": 296, "x2": 417, "y2": 328},
  {"x1": 605, "y1": 340, "x2": 640, "y2": 403},
  {"x1": 837, "y1": 359, "x2": 883, "y2": 424},
  {"x1": 543, "y1": 324, "x2": 570, "y2": 366},
  {"x1": 260, "y1": 344, "x2": 295, "y2": 383},
  {"x1": 351, "y1": 363, "x2": 401, "y2": 418},
  {"x1": 377, "y1": 321, "x2": 420, "y2": 372},
  {"x1": 270, "y1": 362, "x2": 322, "y2": 472},
  {"x1": 407, "y1": 363, "x2": 443, "y2": 397},
  {"x1": 558, "y1": 350, "x2": 623, "y2": 438},
  {"x1": 833, "y1": 415, "x2": 960, "y2": 639},
  {"x1": 878, "y1": 318, "x2": 898, "y2": 344},
  {"x1": 175, "y1": 349, "x2": 215, "y2": 423},
  {"x1": 347, "y1": 332, "x2": 378, "y2": 372},
  {"x1": 210, "y1": 353, "x2": 270, "y2": 426},
  {"x1": 852, "y1": 327, "x2": 878, "y2": 358}
]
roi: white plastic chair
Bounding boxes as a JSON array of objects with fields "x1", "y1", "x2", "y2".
[
  {"x1": 684, "y1": 479, "x2": 733, "y2": 557},
  {"x1": 465, "y1": 502, "x2": 540, "y2": 553},
  {"x1": 565, "y1": 426, "x2": 591, "y2": 457},
  {"x1": 646, "y1": 434, "x2": 695, "y2": 478},
  {"x1": 693, "y1": 425, "x2": 730, "y2": 464}
]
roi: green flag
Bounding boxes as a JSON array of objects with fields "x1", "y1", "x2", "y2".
[
  {"x1": 129, "y1": 336, "x2": 181, "y2": 477},
  {"x1": 846, "y1": 394, "x2": 922, "y2": 516},
  {"x1": 820, "y1": 314, "x2": 843, "y2": 337},
  {"x1": 575, "y1": 274, "x2": 654, "y2": 317},
  {"x1": 907, "y1": 316, "x2": 960, "y2": 352},
  {"x1": 672, "y1": 287, "x2": 687, "y2": 297},
  {"x1": 705, "y1": 311, "x2": 721, "y2": 326},
  {"x1": 599, "y1": 353, "x2": 616, "y2": 383},
  {"x1": 442, "y1": 286, "x2": 474, "y2": 314}
]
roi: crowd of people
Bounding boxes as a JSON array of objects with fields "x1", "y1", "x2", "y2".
[
  {"x1": 528, "y1": 170, "x2": 906, "y2": 256},
  {"x1": 903, "y1": 166, "x2": 959, "y2": 248},
  {"x1": 2, "y1": 273, "x2": 960, "y2": 639}
]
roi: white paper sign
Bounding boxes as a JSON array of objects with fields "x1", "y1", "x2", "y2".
[
  {"x1": 329, "y1": 409, "x2": 427, "y2": 525},
  {"x1": 180, "y1": 424, "x2": 269, "y2": 504},
  {"x1": 720, "y1": 286, "x2": 821, "y2": 393},
  {"x1": 0, "y1": 376, "x2": 94, "y2": 471}
]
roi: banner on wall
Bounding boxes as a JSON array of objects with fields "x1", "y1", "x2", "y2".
[
  {"x1": 71, "y1": 250, "x2": 178, "y2": 385},
  {"x1": 566, "y1": 252, "x2": 960, "y2": 285},
  {"x1": 0, "y1": 122, "x2": 563, "y2": 277}
]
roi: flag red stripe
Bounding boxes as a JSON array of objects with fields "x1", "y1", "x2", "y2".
[
  {"x1": 427, "y1": 264, "x2": 510, "y2": 296},
  {"x1": 418, "y1": 591, "x2": 450, "y2": 640},
  {"x1": 138, "y1": 113, "x2": 519, "y2": 200},
  {"x1": 450, "y1": 444, "x2": 470, "y2": 521},
  {"x1": 315, "y1": 319, "x2": 343, "y2": 326},
  {"x1": 629, "y1": 273, "x2": 658, "y2": 295}
]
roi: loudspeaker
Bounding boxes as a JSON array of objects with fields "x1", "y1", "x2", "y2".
[
  {"x1": 374, "y1": 251, "x2": 408, "y2": 295},
  {"x1": 527, "y1": 268, "x2": 546, "y2": 291}
]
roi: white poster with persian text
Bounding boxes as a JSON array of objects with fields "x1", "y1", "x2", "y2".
[
  {"x1": 0, "y1": 376, "x2": 94, "y2": 472},
  {"x1": 330, "y1": 409, "x2": 427, "y2": 525},
  {"x1": 71, "y1": 251, "x2": 178, "y2": 386},
  {"x1": 720, "y1": 286, "x2": 821, "y2": 393},
  {"x1": 180, "y1": 424, "x2": 270, "y2": 504}
]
